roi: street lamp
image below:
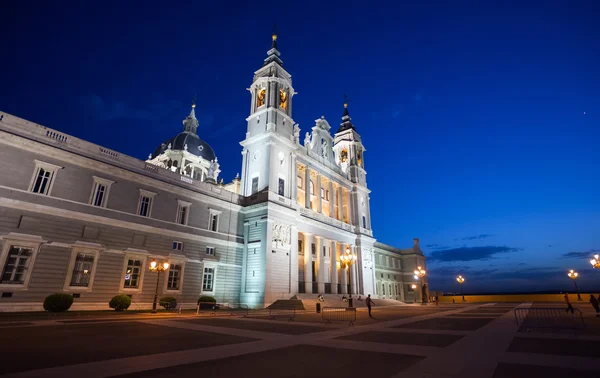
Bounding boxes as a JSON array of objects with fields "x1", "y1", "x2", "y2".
[
  {"x1": 149, "y1": 259, "x2": 170, "y2": 313},
  {"x1": 456, "y1": 275, "x2": 465, "y2": 302},
  {"x1": 414, "y1": 266, "x2": 427, "y2": 304},
  {"x1": 591, "y1": 254, "x2": 600, "y2": 270},
  {"x1": 340, "y1": 247, "x2": 357, "y2": 305},
  {"x1": 567, "y1": 269, "x2": 581, "y2": 301}
]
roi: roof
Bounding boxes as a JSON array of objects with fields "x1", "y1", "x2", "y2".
[{"x1": 152, "y1": 131, "x2": 216, "y2": 161}]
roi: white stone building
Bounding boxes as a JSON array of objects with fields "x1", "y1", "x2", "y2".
[{"x1": 0, "y1": 33, "x2": 427, "y2": 311}]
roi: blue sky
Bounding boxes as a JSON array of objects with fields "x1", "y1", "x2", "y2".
[{"x1": 2, "y1": 1, "x2": 599, "y2": 292}]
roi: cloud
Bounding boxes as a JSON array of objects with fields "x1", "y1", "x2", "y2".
[
  {"x1": 428, "y1": 246, "x2": 521, "y2": 262},
  {"x1": 560, "y1": 250, "x2": 600, "y2": 259},
  {"x1": 456, "y1": 234, "x2": 494, "y2": 241},
  {"x1": 425, "y1": 244, "x2": 451, "y2": 251}
]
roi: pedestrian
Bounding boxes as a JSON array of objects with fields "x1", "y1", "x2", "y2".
[
  {"x1": 564, "y1": 293, "x2": 574, "y2": 314},
  {"x1": 435, "y1": 296, "x2": 439, "y2": 306},
  {"x1": 590, "y1": 294, "x2": 600, "y2": 317},
  {"x1": 365, "y1": 294, "x2": 374, "y2": 318}
]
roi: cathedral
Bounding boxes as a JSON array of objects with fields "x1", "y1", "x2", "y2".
[{"x1": 0, "y1": 33, "x2": 427, "y2": 311}]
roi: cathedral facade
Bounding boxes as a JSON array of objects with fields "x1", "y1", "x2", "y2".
[{"x1": 0, "y1": 34, "x2": 427, "y2": 311}]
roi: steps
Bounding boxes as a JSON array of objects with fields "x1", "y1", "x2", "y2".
[
  {"x1": 294, "y1": 294, "x2": 408, "y2": 311},
  {"x1": 266, "y1": 299, "x2": 305, "y2": 310}
]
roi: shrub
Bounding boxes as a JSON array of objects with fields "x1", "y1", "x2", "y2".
[
  {"x1": 198, "y1": 295, "x2": 217, "y2": 310},
  {"x1": 109, "y1": 295, "x2": 132, "y2": 311},
  {"x1": 198, "y1": 295, "x2": 216, "y2": 304},
  {"x1": 43, "y1": 293, "x2": 74, "y2": 312},
  {"x1": 159, "y1": 296, "x2": 177, "y2": 310}
]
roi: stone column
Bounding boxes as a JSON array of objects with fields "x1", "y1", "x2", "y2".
[
  {"x1": 329, "y1": 179, "x2": 335, "y2": 219},
  {"x1": 291, "y1": 162, "x2": 297, "y2": 201},
  {"x1": 304, "y1": 166, "x2": 311, "y2": 209},
  {"x1": 290, "y1": 225, "x2": 298, "y2": 294},
  {"x1": 317, "y1": 174, "x2": 322, "y2": 214},
  {"x1": 315, "y1": 236, "x2": 325, "y2": 293},
  {"x1": 338, "y1": 186, "x2": 343, "y2": 221},
  {"x1": 350, "y1": 246, "x2": 358, "y2": 294},
  {"x1": 331, "y1": 240, "x2": 338, "y2": 294},
  {"x1": 303, "y1": 233, "x2": 312, "y2": 293}
]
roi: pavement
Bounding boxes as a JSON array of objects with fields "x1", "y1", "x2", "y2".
[{"x1": 0, "y1": 302, "x2": 599, "y2": 378}]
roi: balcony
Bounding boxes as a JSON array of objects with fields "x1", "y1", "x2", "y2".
[{"x1": 298, "y1": 207, "x2": 355, "y2": 232}]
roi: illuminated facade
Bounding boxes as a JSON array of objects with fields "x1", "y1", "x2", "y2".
[{"x1": 0, "y1": 33, "x2": 426, "y2": 311}]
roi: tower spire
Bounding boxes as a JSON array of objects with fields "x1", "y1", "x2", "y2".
[
  {"x1": 337, "y1": 94, "x2": 355, "y2": 132},
  {"x1": 263, "y1": 26, "x2": 283, "y2": 67},
  {"x1": 182, "y1": 97, "x2": 199, "y2": 134}
]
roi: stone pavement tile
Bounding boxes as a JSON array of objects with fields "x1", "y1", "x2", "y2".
[
  {"x1": 464, "y1": 308, "x2": 513, "y2": 314},
  {"x1": 0, "y1": 321, "x2": 257, "y2": 375},
  {"x1": 176, "y1": 317, "x2": 326, "y2": 335},
  {"x1": 446, "y1": 313, "x2": 502, "y2": 318},
  {"x1": 394, "y1": 317, "x2": 495, "y2": 331},
  {"x1": 113, "y1": 344, "x2": 424, "y2": 378},
  {"x1": 336, "y1": 330, "x2": 463, "y2": 347},
  {"x1": 507, "y1": 336, "x2": 600, "y2": 358},
  {"x1": 0, "y1": 322, "x2": 33, "y2": 327},
  {"x1": 494, "y1": 362, "x2": 599, "y2": 377}
]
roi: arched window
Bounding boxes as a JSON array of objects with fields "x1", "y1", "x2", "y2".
[
  {"x1": 173, "y1": 160, "x2": 178, "y2": 168},
  {"x1": 309, "y1": 180, "x2": 314, "y2": 195},
  {"x1": 382, "y1": 283, "x2": 385, "y2": 295},
  {"x1": 167, "y1": 159, "x2": 172, "y2": 168}
]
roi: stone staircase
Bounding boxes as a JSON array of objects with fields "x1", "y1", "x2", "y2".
[
  {"x1": 266, "y1": 297, "x2": 305, "y2": 310},
  {"x1": 292, "y1": 294, "x2": 408, "y2": 311}
]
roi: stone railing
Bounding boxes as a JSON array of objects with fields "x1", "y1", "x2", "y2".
[{"x1": 298, "y1": 206, "x2": 354, "y2": 232}]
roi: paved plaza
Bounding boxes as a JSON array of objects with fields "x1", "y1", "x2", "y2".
[{"x1": 1, "y1": 303, "x2": 599, "y2": 378}]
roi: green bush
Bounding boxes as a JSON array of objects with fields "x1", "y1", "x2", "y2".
[
  {"x1": 43, "y1": 293, "x2": 74, "y2": 312},
  {"x1": 198, "y1": 295, "x2": 216, "y2": 304},
  {"x1": 159, "y1": 296, "x2": 177, "y2": 310},
  {"x1": 109, "y1": 295, "x2": 132, "y2": 311},
  {"x1": 198, "y1": 295, "x2": 217, "y2": 310}
]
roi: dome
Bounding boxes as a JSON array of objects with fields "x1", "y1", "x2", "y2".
[{"x1": 152, "y1": 131, "x2": 216, "y2": 162}]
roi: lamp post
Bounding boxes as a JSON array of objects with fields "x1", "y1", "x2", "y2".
[
  {"x1": 340, "y1": 246, "x2": 357, "y2": 307},
  {"x1": 149, "y1": 259, "x2": 170, "y2": 313},
  {"x1": 567, "y1": 269, "x2": 581, "y2": 301},
  {"x1": 591, "y1": 254, "x2": 600, "y2": 270},
  {"x1": 414, "y1": 266, "x2": 427, "y2": 304},
  {"x1": 456, "y1": 275, "x2": 465, "y2": 302}
]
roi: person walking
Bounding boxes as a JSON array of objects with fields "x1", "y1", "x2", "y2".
[
  {"x1": 590, "y1": 294, "x2": 600, "y2": 317},
  {"x1": 365, "y1": 294, "x2": 374, "y2": 318},
  {"x1": 564, "y1": 293, "x2": 574, "y2": 314}
]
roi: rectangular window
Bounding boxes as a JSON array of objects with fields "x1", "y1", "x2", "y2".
[
  {"x1": 69, "y1": 253, "x2": 95, "y2": 287},
  {"x1": 298, "y1": 240, "x2": 303, "y2": 253},
  {"x1": 172, "y1": 241, "x2": 183, "y2": 251},
  {"x1": 137, "y1": 189, "x2": 156, "y2": 217},
  {"x1": 176, "y1": 201, "x2": 190, "y2": 225},
  {"x1": 123, "y1": 259, "x2": 142, "y2": 288},
  {"x1": 311, "y1": 243, "x2": 316, "y2": 255},
  {"x1": 251, "y1": 176, "x2": 259, "y2": 194},
  {"x1": 362, "y1": 216, "x2": 366, "y2": 228},
  {"x1": 89, "y1": 177, "x2": 114, "y2": 208},
  {"x1": 320, "y1": 187, "x2": 325, "y2": 199},
  {"x1": 278, "y1": 178, "x2": 285, "y2": 196},
  {"x1": 29, "y1": 161, "x2": 61, "y2": 195},
  {"x1": 203, "y1": 267, "x2": 214, "y2": 291},
  {"x1": 382, "y1": 284, "x2": 385, "y2": 295},
  {"x1": 297, "y1": 176, "x2": 303, "y2": 188},
  {"x1": 209, "y1": 213, "x2": 219, "y2": 232},
  {"x1": 1, "y1": 246, "x2": 32, "y2": 284},
  {"x1": 323, "y1": 246, "x2": 326, "y2": 257},
  {"x1": 167, "y1": 264, "x2": 181, "y2": 290},
  {"x1": 206, "y1": 247, "x2": 215, "y2": 256}
]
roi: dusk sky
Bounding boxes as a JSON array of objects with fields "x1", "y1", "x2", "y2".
[{"x1": 2, "y1": 1, "x2": 599, "y2": 293}]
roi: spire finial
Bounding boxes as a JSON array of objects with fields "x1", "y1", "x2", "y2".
[
  {"x1": 344, "y1": 94, "x2": 349, "y2": 108},
  {"x1": 272, "y1": 24, "x2": 278, "y2": 41},
  {"x1": 192, "y1": 95, "x2": 196, "y2": 109}
]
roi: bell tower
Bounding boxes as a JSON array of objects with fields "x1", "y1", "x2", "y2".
[
  {"x1": 240, "y1": 30, "x2": 297, "y2": 198},
  {"x1": 333, "y1": 99, "x2": 372, "y2": 231}
]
